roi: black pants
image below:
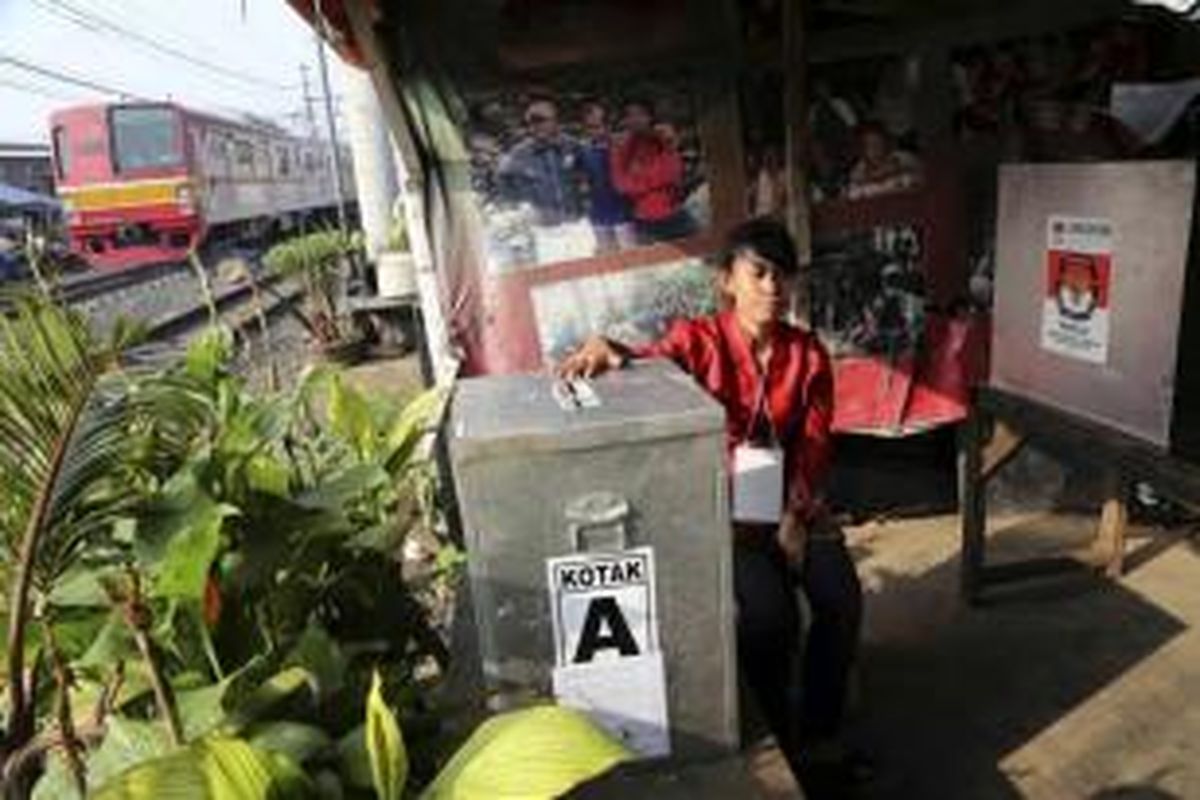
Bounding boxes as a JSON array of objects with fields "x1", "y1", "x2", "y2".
[{"x1": 734, "y1": 530, "x2": 863, "y2": 754}]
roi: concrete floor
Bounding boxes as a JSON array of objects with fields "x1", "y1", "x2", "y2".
[{"x1": 847, "y1": 512, "x2": 1200, "y2": 799}]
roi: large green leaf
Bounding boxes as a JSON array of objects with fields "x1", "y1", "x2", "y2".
[
  {"x1": 283, "y1": 621, "x2": 347, "y2": 700},
  {"x1": 382, "y1": 388, "x2": 448, "y2": 476},
  {"x1": 184, "y1": 327, "x2": 234, "y2": 385},
  {"x1": 246, "y1": 721, "x2": 332, "y2": 765},
  {"x1": 227, "y1": 666, "x2": 317, "y2": 730},
  {"x1": 296, "y1": 463, "x2": 389, "y2": 514},
  {"x1": 420, "y1": 706, "x2": 631, "y2": 800},
  {"x1": 91, "y1": 735, "x2": 313, "y2": 799},
  {"x1": 32, "y1": 717, "x2": 177, "y2": 800},
  {"x1": 135, "y1": 471, "x2": 238, "y2": 601},
  {"x1": 366, "y1": 670, "x2": 408, "y2": 800},
  {"x1": 327, "y1": 376, "x2": 375, "y2": 460},
  {"x1": 336, "y1": 726, "x2": 372, "y2": 791},
  {"x1": 87, "y1": 717, "x2": 178, "y2": 788},
  {"x1": 77, "y1": 610, "x2": 136, "y2": 668}
]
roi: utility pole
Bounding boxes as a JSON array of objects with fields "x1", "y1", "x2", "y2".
[
  {"x1": 314, "y1": 0, "x2": 348, "y2": 233},
  {"x1": 299, "y1": 63, "x2": 317, "y2": 138}
]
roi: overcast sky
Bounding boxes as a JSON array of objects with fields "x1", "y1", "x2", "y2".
[{"x1": 0, "y1": 0, "x2": 348, "y2": 144}]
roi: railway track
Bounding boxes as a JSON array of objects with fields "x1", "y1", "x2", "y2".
[{"x1": 2, "y1": 252, "x2": 307, "y2": 371}]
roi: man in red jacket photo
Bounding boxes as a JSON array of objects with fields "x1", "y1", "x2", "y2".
[{"x1": 611, "y1": 98, "x2": 698, "y2": 245}]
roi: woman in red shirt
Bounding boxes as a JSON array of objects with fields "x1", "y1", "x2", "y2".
[{"x1": 559, "y1": 219, "x2": 863, "y2": 780}]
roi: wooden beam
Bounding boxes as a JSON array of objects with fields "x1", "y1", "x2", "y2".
[
  {"x1": 979, "y1": 387, "x2": 1200, "y2": 511},
  {"x1": 981, "y1": 419, "x2": 1026, "y2": 481},
  {"x1": 807, "y1": 0, "x2": 1127, "y2": 64},
  {"x1": 1094, "y1": 468, "x2": 1130, "y2": 579},
  {"x1": 783, "y1": 0, "x2": 813, "y2": 324},
  {"x1": 959, "y1": 408, "x2": 987, "y2": 603}
]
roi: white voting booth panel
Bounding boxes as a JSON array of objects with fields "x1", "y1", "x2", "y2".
[
  {"x1": 449, "y1": 362, "x2": 737, "y2": 760},
  {"x1": 992, "y1": 161, "x2": 1200, "y2": 461}
]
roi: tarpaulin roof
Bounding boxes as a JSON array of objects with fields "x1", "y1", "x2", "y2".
[{"x1": 0, "y1": 182, "x2": 60, "y2": 211}]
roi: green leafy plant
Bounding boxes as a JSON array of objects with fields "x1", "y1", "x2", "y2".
[
  {"x1": 1, "y1": 303, "x2": 455, "y2": 798},
  {"x1": 263, "y1": 229, "x2": 364, "y2": 347},
  {"x1": 84, "y1": 674, "x2": 631, "y2": 800}
]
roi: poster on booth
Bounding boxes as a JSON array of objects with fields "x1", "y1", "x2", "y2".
[
  {"x1": 1040, "y1": 216, "x2": 1114, "y2": 365},
  {"x1": 547, "y1": 547, "x2": 670, "y2": 758}
]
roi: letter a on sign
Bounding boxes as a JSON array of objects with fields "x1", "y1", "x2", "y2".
[
  {"x1": 573, "y1": 596, "x2": 640, "y2": 663},
  {"x1": 547, "y1": 547, "x2": 658, "y2": 668}
]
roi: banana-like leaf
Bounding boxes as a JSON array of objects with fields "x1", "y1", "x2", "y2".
[
  {"x1": 227, "y1": 666, "x2": 317, "y2": 730},
  {"x1": 135, "y1": 470, "x2": 238, "y2": 601},
  {"x1": 91, "y1": 735, "x2": 313, "y2": 799},
  {"x1": 327, "y1": 376, "x2": 376, "y2": 460},
  {"x1": 382, "y1": 388, "x2": 448, "y2": 476},
  {"x1": 282, "y1": 622, "x2": 347, "y2": 700},
  {"x1": 246, "y1": 721, "x2": 332, "y2": 765},
  {"x1": 419, "y1": 706, "x2": 631, "y2": 800},
  {"x1": 366, "y1": 670, "x2": 408, "y2": 800},
  {"x1": 86, "y1": 717, "x2": 177, "y2": 789},
  {"x1": 336, "y1": 725, "x2": 372, "y2": 791}
]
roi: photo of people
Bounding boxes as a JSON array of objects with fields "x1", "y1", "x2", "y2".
[
  {"x1": 467, "y1": 77, "x2": 709, "y2": 272},
  {"x1": 810, "y1": 224, "x2": 926, "y2": 359},
  {"x1": 741, "y1": 56, "x2": 925, "y2": 212},
  {"x1": 530, "y1": 258, "x2": 717, "y2": 363},
  {"x1": 950, "y1": 22, "x2": 1151, "y2": 159}
]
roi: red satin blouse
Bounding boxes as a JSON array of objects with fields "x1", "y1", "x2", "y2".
[{"x1": 631, "y1": 310, "x2": 834, "y2": 521}]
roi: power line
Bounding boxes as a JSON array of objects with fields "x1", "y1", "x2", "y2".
[
  {"x1": 37, "y1": 0, "x2": 294, "y2": 92},
  {"x1": 0, "y1": 76, "x2": 72, "y2": 101},
  {"x1": 0, "y1": 53, "x2": 147, "y2": 100}
]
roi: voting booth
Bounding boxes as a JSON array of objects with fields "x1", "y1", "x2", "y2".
[
  {"x1": 991, "y1": 161, "x2": 1200, "y2": 464},
  {"x1": 448, "y1": 361, "x2": 737, "y2": 760}
]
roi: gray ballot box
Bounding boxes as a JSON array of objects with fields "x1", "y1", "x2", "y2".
[{"x1": 448, "y1": 360, "x2": 738, "y2": 760}]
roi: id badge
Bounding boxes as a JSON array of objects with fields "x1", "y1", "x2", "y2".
[{"x1": 732, "y1": 445, "x2": 784, "y2": 524}]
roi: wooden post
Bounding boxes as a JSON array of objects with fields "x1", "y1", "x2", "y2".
[
  {"x1": 1096, "y1": 467, "x2": 1129, "y2": 579},
  {"x1": 959, "y1": 407, "x2": 987, "y2": 603},
  {"x1": 782, "y1": 0, "x2": 812, "y2": 324}
]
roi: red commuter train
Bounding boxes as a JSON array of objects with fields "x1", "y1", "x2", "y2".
[{"x1": 49, "y1": 102, "x2": 353, "y2": 269}]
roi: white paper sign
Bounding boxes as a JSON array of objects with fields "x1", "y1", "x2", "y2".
[
  {"x1": 553, "y1": 652, "x2": 671, "y2": 758},
  {"x1": 1040, "y1": 216, "x2": 1115, "y2": 365},
  {"x1": 547, "y1": 547, "x2": 658, "y2": 668}
]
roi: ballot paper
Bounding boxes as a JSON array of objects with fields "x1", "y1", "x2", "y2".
[{"x1": 552, "y1": 651, "x2": 671, "y2": 758}]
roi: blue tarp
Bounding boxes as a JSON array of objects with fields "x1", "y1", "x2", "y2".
[{"x1": 0, "y1": 182, "x2": 60, "y2": 211}]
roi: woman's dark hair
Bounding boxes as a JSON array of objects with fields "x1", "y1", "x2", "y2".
[{"x1": 718, "y1": 217, "x2": 800, "y2": 277}]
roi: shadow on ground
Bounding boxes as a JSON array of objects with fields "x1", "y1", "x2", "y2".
[{"x1": 846, "y1": 520, "x2": 1189, "y2": 800}]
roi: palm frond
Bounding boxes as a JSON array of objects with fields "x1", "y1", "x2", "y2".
[{"x1": 0, "y1": 297, "x2": 210, "y2": 755}]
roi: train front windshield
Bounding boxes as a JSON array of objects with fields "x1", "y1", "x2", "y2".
[{"x1": 110, "y1": 106, "x2": 180, "y2": 172}]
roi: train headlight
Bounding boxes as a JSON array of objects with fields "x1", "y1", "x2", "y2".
[{"x1": 175, "y1": 185, "x2": 195, "y2": 212}]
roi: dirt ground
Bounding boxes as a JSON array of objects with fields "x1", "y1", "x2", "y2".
[{"x1": 847, "y1": 511, "x2": 1200, "y2": 800}]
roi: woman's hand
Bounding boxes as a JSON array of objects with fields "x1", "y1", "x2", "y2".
[
  {"x1": 777, "y1": 509, "x2": 808, "y2": 567},
  {"x1": 556, "y1": 336, "x2": 625, "y2": 379}
]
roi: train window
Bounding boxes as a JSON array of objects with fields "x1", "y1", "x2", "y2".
[
  {"x1": 234, "y1": 140, "x2": 255, "y2": 176},
  {"x1": 110, "y1": 106, "x2": 181, "y2": 172},
  {"x1": 276, "y1": 146, "x2": 291, "y2": 177},
  {"x1": 254, "y1": 142, "x2": 270, "y2": 178},
  {"x1": 51, "y1": 126, "x2": 70, "y2": 179}
]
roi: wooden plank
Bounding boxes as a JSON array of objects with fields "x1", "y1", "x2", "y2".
[
  {"x1": 978, "y1": 387, "x2": 1200, "y2": 510},
  {"x1": 782, "y1": 0, "x2": 814, "y2": 325},
  {"x1": 981, "y1": 420, "x2": 1026, "y2": 481},
  {"x1": 959, "y1": 407, "x2": 987, "y2": 603},
  {"x1": 1095, "y1": 469, "x2": 1130, "y2": 579}
]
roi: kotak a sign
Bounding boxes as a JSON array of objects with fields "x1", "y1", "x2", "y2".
[{"x1": 547, "y1": 548, "x2": 658, "y2": 667}]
